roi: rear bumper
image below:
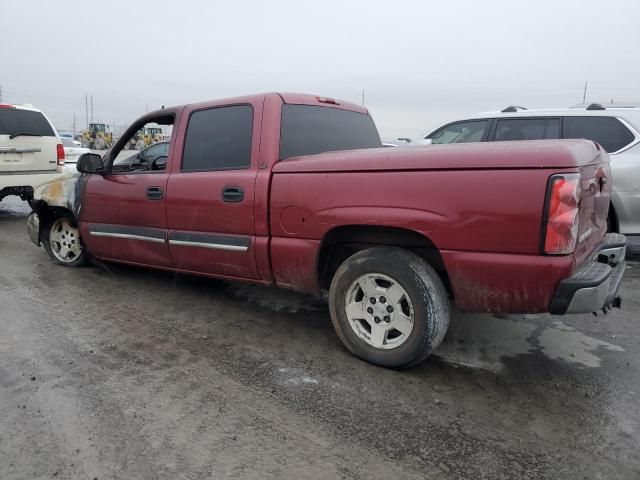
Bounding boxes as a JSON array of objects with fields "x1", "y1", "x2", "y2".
[
  {"x1": 550, "y1": 233, "x2": 626, "y2": 314},
  {"x1": 0, "y1": 171, "x2": 59, "y2": 190}
]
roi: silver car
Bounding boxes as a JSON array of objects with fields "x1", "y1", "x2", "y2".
[{"x1": 416, "y1": 103, "x2": 640, "y2": 234}]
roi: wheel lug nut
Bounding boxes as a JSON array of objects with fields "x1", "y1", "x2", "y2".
[
  {"x1": 370, "y1": 297, "x2": 376, "y2": 304},
  {"x1": 380, "y1": 296, "x2": 386, "y2": 303},
  {"x1": 374, "y1": 316, "x2": 381, "y2": 324},
  {"x1": 386, "y1": 306, "x2": 393, "y2": 313},
  {"x1": 384, "y1": 316, "x2": 390, "y2": 323},
  {"x1": 367, "y1": 307, "x2": 374, "y2": 314}
]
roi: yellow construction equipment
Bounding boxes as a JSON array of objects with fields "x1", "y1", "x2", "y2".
[
  {"x1": 125, "y1": 125, "x2": 167, "y2": 150},
  {"x1": 81, "y1": 123, "x2": 113, "y2": 150}
]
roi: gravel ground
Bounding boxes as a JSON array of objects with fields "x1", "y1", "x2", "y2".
[{"x1": 1, "y1": 196, "x2": 639, "y2": 479}]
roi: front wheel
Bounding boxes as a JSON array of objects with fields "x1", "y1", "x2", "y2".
[
  {"x1": 328, "y1": 247, "x2": 450, "y2": 369},
  {"x1": 42, "y1": 215, "x2": 88, "y2": 267}
]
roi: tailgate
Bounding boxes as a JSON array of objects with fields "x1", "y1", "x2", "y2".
[{"x1": 573, "y1": 150, "x2": 611, "y2": 263}]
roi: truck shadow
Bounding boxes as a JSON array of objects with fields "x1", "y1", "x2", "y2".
[
  {"x1": 80, "y1": 261, "x2": 636, "y2": 479},
  {"x1": 93, "y1": 261, "x2": 627, "y2": 381}
]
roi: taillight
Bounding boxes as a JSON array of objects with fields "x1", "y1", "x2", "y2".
[
  {"x1": 542, "y1": 173, "x2": 581, "y2": 254},
  {"x1": 56, "y1": 143, "x2": 65, "y2": 173}
]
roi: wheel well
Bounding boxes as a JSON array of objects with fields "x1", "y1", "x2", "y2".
[
  {"x1": 317, "y1": 225, "x2": 451, "y2": 294},
  {"x1": 32, "y1": 201, "x2": 75, "y2": 230}
]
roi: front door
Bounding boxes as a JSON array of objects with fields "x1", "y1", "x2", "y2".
[
  {"x1": 165, "y1": 102, "x2": 262, "y2": 279},
  {"x1": 79, "y1": 116, "x2": 176, "y2": 267},
  {"x1": 81, "y1": 172, "x2": 171, "y2": 267}
]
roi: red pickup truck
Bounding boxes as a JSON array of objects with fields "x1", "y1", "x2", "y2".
[{"x1": 27, "y1": 93, "x2": 626, "y2": 368}]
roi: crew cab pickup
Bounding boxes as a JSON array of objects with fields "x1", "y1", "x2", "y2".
[{"x1": 26, "y1": 93, "x2": 626, "y2": 368}]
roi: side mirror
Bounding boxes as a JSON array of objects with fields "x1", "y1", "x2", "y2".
[
  {"x1": 151, "y1": 155, "x2": 168, "y2": 170},
  {"x1": 77, "y1": 153, "x2": 104, "y2": 174},
  {"x1": 422, "y1": 138, "x2": 433, "y2": 145}
]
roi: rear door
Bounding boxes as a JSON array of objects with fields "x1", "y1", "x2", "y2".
[
  {"x1": 0, "y1": 106, "x2": 58, "y2": 174},
  {"x1": 165, "y1": 101, "x2": 263, "y2": 279}
]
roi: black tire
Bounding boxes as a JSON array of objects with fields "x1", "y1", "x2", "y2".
[
  {"x1": 41, "y1": 214, "x2": 88, "y2": 267},
  {"x1": 328, "y1": 247, "x2": 450, "y2": 369}
]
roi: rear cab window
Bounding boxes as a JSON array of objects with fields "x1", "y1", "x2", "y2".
[
  {"x1": 563, "y1": 116, "x2": 636, "y2": 153},
  {"x1": 279, "y1": 105, "x2": 381, "y2": 159},
  {"x1": 428, "y1": 120, "x2": 489, "y2": 144}
]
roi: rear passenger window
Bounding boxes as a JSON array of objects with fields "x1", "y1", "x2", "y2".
[
  {"x1": 182, "y1": 105, "x2": 253, "y2": 171},
  {"x1": 494, "y1": 118, "x2": 560, "y2": 141},
  {"x1": 563, "y1": 116, "x2": 636, "y2": 153},
  {"x1": 429, "y1": 120, "x2": 489, "y2": 144}
]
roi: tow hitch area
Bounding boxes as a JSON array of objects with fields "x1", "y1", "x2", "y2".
[{"x1": 550, "y1": 233, "x2": 626, "y2": 315}]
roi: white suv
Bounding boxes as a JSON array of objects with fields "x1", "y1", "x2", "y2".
[
  {"x1": 418, "y1": 103, "x2": 640, "y2": 234},
  {"x1": 0, "y1": 104, "x2": 64, "y2": 203}
]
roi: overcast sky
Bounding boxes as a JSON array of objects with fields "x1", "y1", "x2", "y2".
[{"x1": 2, "y1": 0, "x2": 639, "y2": 139}]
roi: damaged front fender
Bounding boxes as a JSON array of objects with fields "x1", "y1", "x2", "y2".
[
  {"x1": 28, "y1": 172, "x2": 91, "y2": 247},
  {"x1": 32, "y1": 171, "x2": 88, "y2": 218}
]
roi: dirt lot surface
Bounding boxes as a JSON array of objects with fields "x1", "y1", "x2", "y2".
[{"x1": 1, "y1": 197, "x2": 639, "y2": 479}]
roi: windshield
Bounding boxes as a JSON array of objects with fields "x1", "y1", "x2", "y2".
[
  {"x1": 0, "y1": 108, "x2": 55, "y2": 137},
  {"x1": 279, "y1": 104, "x2": 381, "y2": 160}
]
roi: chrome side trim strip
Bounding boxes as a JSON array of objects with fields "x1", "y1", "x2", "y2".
[
  {"x1": 168, "y1": 239, "x2": 248, "y2": 251},
  {"x1": 0, "y1": 169, "x2": 56, "y2": 175},
  {"x1": 89, "y1": 231, "x2": 166, "y2": 244}
]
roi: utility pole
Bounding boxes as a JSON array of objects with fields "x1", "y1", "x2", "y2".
[
  {"x1": 90, "y1": 95, "x2": 94, "y2": 124},
  {"x1": 361, "y1": 89, "x2": 365, "y2": 107},
  {"x1": 73, "y1": 113, "x2": 76, "y2": 135},
  {"x1": 85, "y1": 93, "x2": 89, "y2": 129},
  {"x1": 582, "y1": 81, "x2": 588, "y2": 104}
]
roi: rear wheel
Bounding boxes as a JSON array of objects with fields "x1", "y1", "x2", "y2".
[
  {"x1": 328, "y1": 247, "x2": 450, "y2": 368},
  {"x1": 42, "y1": 215, "x2": 88, "y2": 267}
]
